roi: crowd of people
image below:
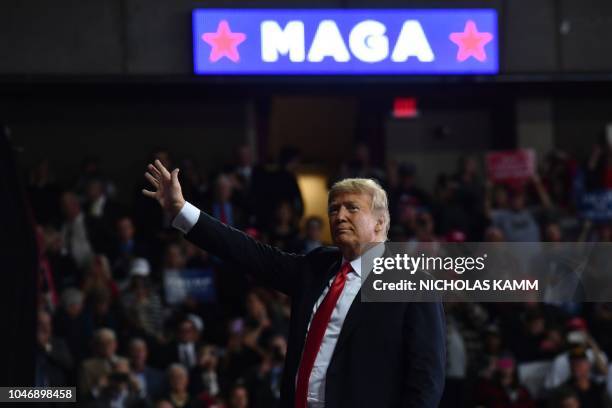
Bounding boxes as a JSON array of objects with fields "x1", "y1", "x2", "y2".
[{"x1": 27, "y1": 139, "x2": 612, "y2": 407}]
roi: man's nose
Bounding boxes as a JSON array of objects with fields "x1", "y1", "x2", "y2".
[{"x1": 336, "y1": 206, "x2": 350, "y2": 221}]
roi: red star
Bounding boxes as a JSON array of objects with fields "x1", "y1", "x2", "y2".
[
  {"x1": 201, "y1": 20, "x2": 246, "y2": 63},
  {"x1": 449, "y1": 20, "x2": 493, "y2": 62}
]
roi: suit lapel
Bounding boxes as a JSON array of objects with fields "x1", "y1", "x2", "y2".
[{"x1": 295, "y1": 258, "x2": 342, "y2": 352}]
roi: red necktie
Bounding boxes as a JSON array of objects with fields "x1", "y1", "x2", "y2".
[{"x1": 294, "y1": 261, "x2": 352, "y2": 408}]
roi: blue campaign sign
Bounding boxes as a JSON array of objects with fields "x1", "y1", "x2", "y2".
[
  {"x1": 580, "y1": 190, "x2": 612, "y2": 221},
  {"x1": 181, "y1": 268, "x2": 216, "y2": 302},
  {"x1": 193, "y1": 9, "x2": 498, "y2": 75}
]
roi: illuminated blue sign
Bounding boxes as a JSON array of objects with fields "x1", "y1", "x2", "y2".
[{"x1": 193, "y1": 9, "x2": 498, "y2": 75}]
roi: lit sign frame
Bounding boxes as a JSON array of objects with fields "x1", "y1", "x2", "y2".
[{"x1": 193, "y1": 9, "x2": 498, "y2": 75}]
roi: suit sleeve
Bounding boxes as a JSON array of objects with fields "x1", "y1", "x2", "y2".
[
  {"x1": 183, "y1": 210, "x2": 303, "y2": 296},
  {"x1": 401, "y1": 301, "x2": 446, "y2": 408}
]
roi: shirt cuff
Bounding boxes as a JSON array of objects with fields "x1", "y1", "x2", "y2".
[{"x1": 172, "y1": 201, "x2": 200, "y2": 234}]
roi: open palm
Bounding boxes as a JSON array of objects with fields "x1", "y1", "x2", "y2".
[{"x1": 142, "y1": 159, "x2": 185, "y2": 217}]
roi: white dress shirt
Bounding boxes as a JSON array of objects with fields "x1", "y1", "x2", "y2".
[
  {"x1": 61, "y1": 213, "x2": 94, "y2": 268},
  {"x1": 172, "y1": 202, "x2": 384, "y2": 408},
  {"x1": 178, "y1": 342, "x2": 197, "y2": 368}
]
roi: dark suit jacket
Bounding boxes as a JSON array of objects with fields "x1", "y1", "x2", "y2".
[
  {"x1": 185, "y1": 211, "x2": 446, "y2": 408},
  {"x1": 35, "y1": 337, "x2": 74, "y2": 386},
  {"x1": 160, "y1": 341, "x2": 204, "y2": 370},
  {"x1": 142, "y1": 366, "x2": 165, "y2": 401}
]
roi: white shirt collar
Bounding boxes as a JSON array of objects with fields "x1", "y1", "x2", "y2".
[{"x1": 343, "y1": 242, "x2": 386, "y2": 278}]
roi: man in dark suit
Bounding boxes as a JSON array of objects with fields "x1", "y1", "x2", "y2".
[
  {"x1": 161, "y1": 316, "x2": 204, "y2": 370},
  {"x1": 36, "y1": 310, "x2": 74, "y2": 387},
  {"x1": 128, "y1": 338, "x2": 165, "y2": 402},
  {"x1": 143, "y1": 160, "x2": 446, "y2": 408}
]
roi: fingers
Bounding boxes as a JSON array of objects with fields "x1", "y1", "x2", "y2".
[
  {"x1": 142, "y1": 189, "x2": 156, "y2": 199},
  {"x1": 171, "y1": 168, "x2": 180, "y2": 184},
  {"x1": 154, "y1": 159, "x2": 171, "y2": 179},
  {"x1": 145, "y1": 172, "x2": 159, "y2": 188},
  {"x1": 148, "y1": 164, "x2": 161, "y2": 178}
]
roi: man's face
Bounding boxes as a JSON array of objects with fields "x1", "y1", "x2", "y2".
[
  {"x1": 178, "y1": 321, "x2": 197, "y2": 343},
  {"x1": 130, "y1": 342, "x2": 148, "y2": 367},
  {"x1": 98, "y1": 335, "x2": 117, "y2": 358},
  {"x1": 570, "y1": 358, "x2": 591, "y2": 380},
  {"x1": 86, "y1": 180, "x2": 104, "y2": 201},
  {"x1": 198, "y1": 345, "x2": 218, "y2": 369},
  {"x1": 169, "y1": 367, "x2": 188, "y2": 391},
  {"x1": 215, "y1": 176, "x2": 233, "y2": 202},
  {"x1": 229, "y1": 387, "x2": 249, "y2": 408},
  {"x1": 329, "y1": 193, "x2": 380, "y2": 251},
  {"x1": 60, "y1": 193, "x2": 81, "y2": 220},
  {"x1": 116, "y1": 218, "x2": 135, "y2": 242}
]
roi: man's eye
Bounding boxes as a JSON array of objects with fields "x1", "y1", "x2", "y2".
[{"x1": 349, "y1": 206, "x2": 359, "y2": 212}]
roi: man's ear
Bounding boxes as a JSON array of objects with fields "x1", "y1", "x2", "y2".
[{"x1": 375, "y1": 218, "x2": 383, "y2": 232}]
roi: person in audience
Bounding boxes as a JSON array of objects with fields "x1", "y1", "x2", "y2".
[
  {"x1": 84, "y1": 287, "x2": 120, "y2": 334},
  {"x1": 207, "y1": 173, "x2": 243, "y2": 228},
  {"x1": 389, "y1": 163, "x2": 432, "y2": 220},
  {"x1": 251, "y1": 146, "x2": 303, "y2": 229},
  {"x1": 189, "y1": 343, "x2": 221, "y2": 400},
  {"x1": 41, "y1": 224, "x2": 81, "y2": 291},
  {"x1": 432, "y1": 174, "x2": 470, "y2": 240},
  {"x1": 591, "y1": 303, "x2": 612, "y2": 360},
  {"x1": 84, "y1": 177, "x2": 121, "y2": 232},
  {"x1": 79, "y1": 328, "x2": 122, "y2": 397},
  {"x1": 244, "y1": 334, "x2": 286, "y2": 407},
  {"x1": 488, "y1": 187, "x2": 541, "y2": 243},
  {"x1": 82, "y1": 254, "x2": 119, "y2": 299},
  {"x1": 585, "y1": 135, "x2": 612, "y2": 191},
  {"x1": 545, "y1": 318, "x2": 609, "y2": 390},
  {"x1": 441, "y1": 311, "x2": 467, "y2": 408},
  {"x1": 222, "y1": 317, "x2": 263, "y2": 388},
  {"x1": 233, "y1": 144, "x2": 255, "y2": 191},
  {"x1": 122, "y1": 258, "x2": 164, "y2": 341},
  {"x1": 84, "y1": 357, "x2": 146, "y2": 408},
  {"x1": 301, "y1": 216, "x2": 324, "y2": 254},
  {"x1": 337, "y1": 142, "x2": 385, "y2": 183},
  {"x1": 73, "y1": 156, "x2": 117, "y2": 199},
  {"x1": 227, "y1": 383, "x2": 250, "y2": 408},
  {"x1": 161, "y1": 363, "x2": 196, "y2": 408},
  {"x1": 60, "y1": 191, "x2": 95, "y2": 269},
  {"x1": 162, "y1": 243, "x2": 188, "y2": 306},
  {"x1": 128, "y1": 338, "x2": 165, "y2": 402},
  {"x1": 453, "y1": 155, "x2": 487, "y2": 239},
  {"x1": 548, "y1": 387, "x2": 581, "y2": 408},
  {"x1": 266, "y1": 201, "x2": 302, "y2": 253},
  {"x1": 552, "y1": 346, "x2": 612, "y2": 408},
  {"x1": 475, "y1": 354, "x2": 536, "y2": 408},
  {"x1": 111, "y1": 216, "x2": 150, "y2": 285},
  {"x1": 36, "y1": 309, "x2": 74, "y2": 386},
  {"x1": 475, "y1": 324, "x2": 504, "y2": 380},
  {"x1": 178, "y1": 158, "x2": 208, "y2": 209},
  {"x1": 163, "y1": 317, "x2": 204, "y2": 369},
  {"x1": 54, "y1": 287, "x2": 92, "y2": 361},
  {"x1": 512, "y1": 309, "x2": 557, "y2": 362}
]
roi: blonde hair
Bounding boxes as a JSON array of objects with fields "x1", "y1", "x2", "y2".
[{"x1": 328, "y1": 178, "x2": 390, "y2": 239}]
